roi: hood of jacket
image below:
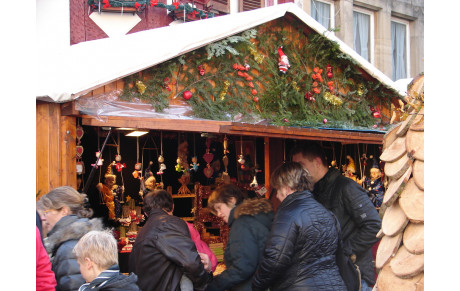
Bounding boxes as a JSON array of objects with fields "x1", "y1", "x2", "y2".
[
  {"x1": 229, "y1": 198, "x2": 273, "y2": 229},
  {"x1": 45, "y1": 215, "x2": 104, "y2": 254}
]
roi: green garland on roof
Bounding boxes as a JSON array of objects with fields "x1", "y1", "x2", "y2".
[{"x1": 120, "y1": 18, "x2": 396, "y2": 130}]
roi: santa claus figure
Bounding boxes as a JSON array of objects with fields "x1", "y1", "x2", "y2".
[{"x1": 278, "y1": 46, "x2": 290, "y2": 74}]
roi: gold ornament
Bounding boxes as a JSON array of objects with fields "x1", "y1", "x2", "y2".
[
  {"x1": 323, "y1": 92, "x2": 343, "y2": 106},
  {"x1": 249, "y1": 46, "x2": 264, "y2": 64},
  {"x1": 357, "y1": 83, "x2": 364, "y2": 96},
  {"x1": 219, "y1": 80, "x2": 230, "y2": 100},
  {"x1": 136, "y1": 80, "x2": 146, "y2": 95},
  {"x1": 292, "y1": 81, "x2": 300, "y2": 92}
]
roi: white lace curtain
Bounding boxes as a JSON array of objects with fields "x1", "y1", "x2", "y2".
[
  {"x1": 392, "y1": 21, "x2": 407, "y2": 80},
  {"x1": 353, "y1": 11, "x2": 370, "y2": 62}
]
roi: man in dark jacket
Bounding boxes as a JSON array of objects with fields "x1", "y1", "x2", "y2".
[
  {"x1": 129, "y1": 190, "x2": 212, "y2": 291},
  {"x1": 292, "y1": 142, "x2": 381, "y2": 290}
]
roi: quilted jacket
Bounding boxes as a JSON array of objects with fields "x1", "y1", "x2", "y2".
[
  {"x1": 313, "y1": 167, "x2": 381, "y2": 285},
  {"x1": 252, "y1": 190, "x2": 347, "y2": 291}
]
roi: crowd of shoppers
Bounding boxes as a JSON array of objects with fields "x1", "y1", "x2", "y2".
[{"x1": 36, "y1": 141, "x2": 380, "y2": 291}]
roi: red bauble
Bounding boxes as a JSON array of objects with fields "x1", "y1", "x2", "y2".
[
  {"x1": 327, "y1": 72, "x2": 333, "y2": 78},
  {"x1": 253, "y1": 96, "x2": 259, "y2": 102},
  {"x1": 323, "y1": 118, "x2": 328, "y2": 124},
  {"x1": 183, "y1": 90, "x2": 192, "y2": 100},
  {"x1": 373, "y1": 111, "x2": 381, "y2": 118}
]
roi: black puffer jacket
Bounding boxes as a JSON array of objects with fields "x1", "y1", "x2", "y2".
[
  {"x1": 206, "y1": 198, "x2": 273, "y2": 291},
  {"x1": 44, "y1": 215, "x2": 104, "y2": 291},
  {"x1": 313, "y1": 167, "x2": 381, "y2": 286},
  {"x1": 252, "y1": 190, "x2": 346, "y2": 291},
  {"x1": 129, "y1": 208, "x2": 212, "y2": 291}
]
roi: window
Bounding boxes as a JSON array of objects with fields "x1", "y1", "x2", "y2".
[
  {"x1": 353, "y1": 8, "x2": 374, "y2": 63},
  {"x1": 311, "y1": 0, "x2": 334, "y2": 30},
  {"x1": 391, "y1": 19, "x2": 410, "y2": 80}
]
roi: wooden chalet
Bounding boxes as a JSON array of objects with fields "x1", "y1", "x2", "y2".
[{"x1": 36, "y1": 3, "x2": 410, "y2": 262}]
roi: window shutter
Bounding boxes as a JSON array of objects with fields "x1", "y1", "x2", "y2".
[
  {"x1": 239, "y1": 0, "x2": 264, "y2": 12},
  {"x1": 209, "y1": 0, "x2": 230, "y2": 14}
]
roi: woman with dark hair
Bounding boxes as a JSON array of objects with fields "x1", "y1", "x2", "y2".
[
  {"x1": 37, "y1": 186, "x2": 104, "y2": 291},
  {"x1": 206, "y1": 184, "x2": 274, "y2": 291},
  {"x1": 252, "y1": 162, "x2": 346, "y2": 291}
]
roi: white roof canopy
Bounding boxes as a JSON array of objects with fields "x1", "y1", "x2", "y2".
[{"x1": 36, "y1": 3, "x2": 405, "y2": 103}]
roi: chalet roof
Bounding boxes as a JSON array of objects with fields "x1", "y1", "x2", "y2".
[{"x1": 37, "y1": 3, "x2": 405, "y2": 103}]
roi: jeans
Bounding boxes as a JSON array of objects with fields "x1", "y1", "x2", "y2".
[{"x1": 361, "y1": 279, "x2": 373, "y2": 291}]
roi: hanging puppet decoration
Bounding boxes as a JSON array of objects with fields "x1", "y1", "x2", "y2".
[
  {"x1": 177, "y1": 138, "x2": 191, "y2": 194},
  {"x1": 190, "y1": 156, "x2": 200, "y2": 172},
  {"x1": 342, "y1": 155, "x2": 358, "y2": 182},
  {"x1": 357, "y1": 156, "x2": 385, "y2": 208},
  {"x1": 91, "y1": 151, "x2": 104, "y2": 168},
  {"x1": 277, "y1": 46, "x2": 290, "y2": 74},
  {"x1": 96, "y1": 162, "x2": 124, "y2": 220},
  {"x1": 115, "y1": 155, "x2": 126, "y2": 172},
  {"x1": 203, "y1": 138, "x2": 214, "y2": 179}
]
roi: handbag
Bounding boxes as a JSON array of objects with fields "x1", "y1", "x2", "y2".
[{"x1": 333, "y1": 216, "x2": 361, "y2": 291}]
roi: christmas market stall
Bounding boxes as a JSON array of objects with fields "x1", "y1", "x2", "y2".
[{"x1": 36, "y1": 3, "x2": 408, "y2": 274}]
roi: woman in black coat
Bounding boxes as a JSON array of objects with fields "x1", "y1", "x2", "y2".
[
  {"x1": 206, "y1": 184, "x2": 274, "y2": 291},
  {"x1": 252, "y1": 162, "x2": 346, "y2": 291}
]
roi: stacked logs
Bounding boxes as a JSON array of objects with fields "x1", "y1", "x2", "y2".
[{"x1": 374, "y1": 74, "x2": 424, "y2": 290}]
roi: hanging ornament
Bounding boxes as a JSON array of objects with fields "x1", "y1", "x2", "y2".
[
  {"x1": 370, "y1": 106, "x2": 382, "y2": 119},
  {"x1": 203, "y1": 148, "x2": 214, "y2": 165},
  {"x1": 157, "y1": 132, "x2": 166, "y2": 175},
  {"x1": 136, "y1": 80, "x2": 146, "y2": 95},
  {"x1": 190, "y1": 156, "x2": 200, "y2": 171},
  {"x1": 91, "y1": 151, "x2": 104, "y2": 168},
  {"x1": 323, "y1": 92, "x2": 344, "y2": 106},
  {"x1": 305, "y1": 91, "x2": 315, "y2": 102},
  {"x1": 132, "y1": 163, "x2": 142, "y2": 179},
  {"x1": 277, "y1": 46, "x2": 290, "y2": 74},
  {"x1": 175, "y1": 158, "x2": 183, "y2": 172},
  {"x1": 222, "y1": 135, "x2": 229, "y2": 174},
  {"x1": 76, "y1": 161, "x2": 85, "y2": 175},
  {"x1": 249, "y1": 45, "x2": 264, "y2": 64},
  {"x1": 219, "y1": 80, "x2": 230, "y2": 100},
  {"x1": 183, "y1": 90, "x2": 193, "y2": 100},
  {"x1": 163, "y1": 77, "x2": 171, "y2": 91},
  {"x1": 326, "y1": 64, "x2": 333, "y2": 78},
  {"x1": 357, "y1": 84, "x2": 365, "y2": 96},
  {"x1": 197, "y1": 65, "x2": 205, "y2": 76},
  {"x1": 203, "y1": 163, "x2": 214, "y2": 178},
  {"x1": 244, "y1": 63, "x2": 250, "y2": 71},
  {"x1": 323, "y1": 118, "x2": 328, "y2": 124},
  {"x1": 203, "y1": 138, "x2": 214, "y2": 178},
  {"x1": 132, "y1": 136, "x2": 142, "y2": 179},
  {"x1": 76, "y1": 125, "x2": 85, "y2": 174},
  {"x1": 189, "y1": 134, "x2": 199, "y2": 172}
]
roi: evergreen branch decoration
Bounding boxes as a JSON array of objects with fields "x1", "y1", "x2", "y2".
[{"x1": 120, "y1": 19, "x2": 396, "y2": 130}]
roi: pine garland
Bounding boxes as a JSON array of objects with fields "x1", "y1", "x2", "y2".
[{"x1": 120, "y1": 18, "x2": 398, "y2": 130}]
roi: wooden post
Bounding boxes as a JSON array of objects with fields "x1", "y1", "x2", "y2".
[{"x1": 36, "y1": 101, "x2": 77, "y2": 199}]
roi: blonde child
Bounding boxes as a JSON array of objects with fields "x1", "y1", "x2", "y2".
[{"x1": 73, "y1": 230, "x2": 139, "y2": 291}]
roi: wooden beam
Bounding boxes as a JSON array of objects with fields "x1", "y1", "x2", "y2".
[
  {"x1": 81, "y1": 115, "x2": 233, "y2": 133},
  {"x1": 221, "y1": 124, "x2": 384, "y2": 144}
]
